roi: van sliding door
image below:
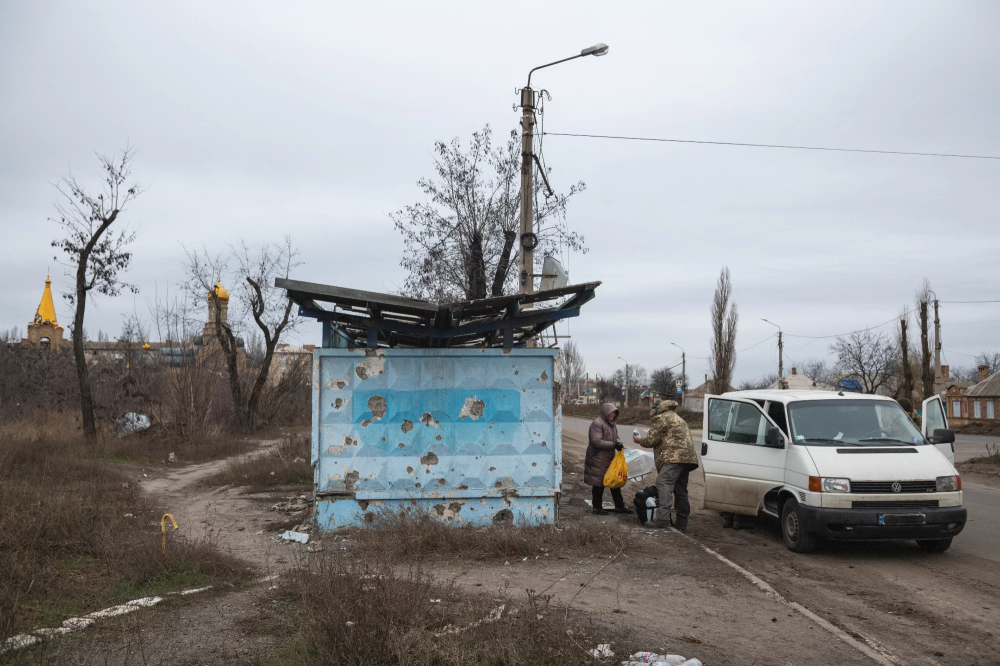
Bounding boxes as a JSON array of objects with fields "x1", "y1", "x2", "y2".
[{"x1": 701, "y1": 396, "x2": 786, "y2": 515}]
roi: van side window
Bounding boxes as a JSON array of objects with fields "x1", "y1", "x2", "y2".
[
  {"x1": 707, "y1": 399, "x2": 767, "y2": 445},
  {"x1": 766, "y1": 401, "x2": 788, "y2": 436}
]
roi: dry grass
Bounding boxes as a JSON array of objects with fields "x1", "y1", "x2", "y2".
[
  {"x1": 269, "y1": 549, "x2": 626, "y2": 666},
  {"x1": 348, "y1": 506, "x2": 634, "y2": 561},
  {"x1": 207, "y1": 433, "x2": 312, "y2": 490},
  {"x1": 0, "y1": 430, "x2": 253, "y2": 644},
  {"x1": 956, "y1": 422, "x2": 1000, "y2": 437},
  {"x1": 967, "y1": 442, "x2": 1000, "y2": 465}
]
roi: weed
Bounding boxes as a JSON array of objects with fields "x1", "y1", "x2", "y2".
[
  {"x1": 207, "y1": 433, "x2": 312, "y2": 490},
  {"x1": 967, "y1": 442, "x2": 1000, "y2": 465},
  {"x1": 347, "y1": 506, "x2": 634, "y2": 561},
  {"x1": 0, "y1": 432, "x2": 252, "y2": 644},
  {"x1": 270, "y1": 549, "x2": 624, "y2": 666}
]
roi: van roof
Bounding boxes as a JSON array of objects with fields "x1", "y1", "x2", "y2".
[{"x1": 719, "y1": 389, "x2": 897, "y2": 405}]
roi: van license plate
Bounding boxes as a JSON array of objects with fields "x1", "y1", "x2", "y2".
[{"x1": 879, "y1": 513, "x2": 926, "y2": 526}]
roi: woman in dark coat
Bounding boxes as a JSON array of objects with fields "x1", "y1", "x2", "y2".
[{"x1": 585, "y1": 402, "x2": 629, "y2": 514}]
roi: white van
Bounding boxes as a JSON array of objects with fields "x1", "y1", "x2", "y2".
[{"x1": 701, "y1": 390, "x2": 965, "y2": 553}]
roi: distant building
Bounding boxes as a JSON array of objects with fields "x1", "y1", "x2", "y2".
[
  {"x1": 270, "y1": 343, "x2": 315, "y2": 385},
  {"x1": 765, "y1": 367, "x2": 832, "y2": 391},
  {"x1": 20, "y1": 271, "x2": 244, "y2": 367},
  {"x1": 24, "y1": 272, "x2": 64, "y2": 350},
  {"x1": 945, "y1": 365, "x2": 998, "y2": 425}
]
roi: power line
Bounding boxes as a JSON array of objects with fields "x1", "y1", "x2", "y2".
[
  {"x1": 942, "y1": 348, "x2": 980, "y2": 359},
  {"x1": 736, "y1": 333, "x2": 777, "y2": 354},
  {"x1": 940, "y1": 300, "x2": 1000, "y2": 304},
  {"x1": 543, "y1": 132, "x2": 1000, "y2": 161},
  {"x1": 784, "y1": 309, "x2": 914, "y2": 340}
]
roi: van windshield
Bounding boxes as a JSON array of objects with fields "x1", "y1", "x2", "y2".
[{"x1": 786, "y1": 400, "x2": 926, "y2": 446}]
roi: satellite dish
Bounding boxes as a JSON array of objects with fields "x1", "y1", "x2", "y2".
[{"x1": 540, "y1": 255, "x2": 569, "y2": 292}]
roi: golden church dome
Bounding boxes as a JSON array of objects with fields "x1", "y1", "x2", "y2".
[
  {"x1": 31, "y1": 271, "x2": 61, "y2": 328},
  {"x1": 208, "y1": 281, "x2": 230, "y2": 302}
]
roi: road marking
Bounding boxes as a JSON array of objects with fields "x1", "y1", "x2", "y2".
[{"x1": 670, "y1": 528, "x2": 902, "y2": 666}]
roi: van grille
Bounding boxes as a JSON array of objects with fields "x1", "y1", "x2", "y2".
[
  {"x1": 852, "y1": 500, "x2": 939, "y2": 509},
  {"x1": 850, "y1": 481, "x2": 936, "y2": 494}
]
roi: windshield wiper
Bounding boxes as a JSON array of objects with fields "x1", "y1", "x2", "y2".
[
  {"x1": 802, "y1": 438, "x2": 860, "y2": 446},
  {"x1": 857, "y1": 438, "x2": 914, "y2": 445}
]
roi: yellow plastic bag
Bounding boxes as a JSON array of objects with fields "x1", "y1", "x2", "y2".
[{"x1": 603, "y1": 450, "x2": 628, "y2": 489}]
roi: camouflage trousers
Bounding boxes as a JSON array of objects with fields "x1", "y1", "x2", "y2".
[{"x1": 654, "y1": 463, "x2": 697, "y2": 528}]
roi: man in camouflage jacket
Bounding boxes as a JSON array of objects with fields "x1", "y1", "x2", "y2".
[{"x1": 633, "y1": 400, "x2": 699, "y2": 530}]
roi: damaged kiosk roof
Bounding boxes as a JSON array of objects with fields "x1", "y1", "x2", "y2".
[{"x1": 275, "y1": 278, "x2": 600, "y2": 348}]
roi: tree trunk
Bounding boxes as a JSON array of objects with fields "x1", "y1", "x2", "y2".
[
  {"x1": 246, "y1": 298, "x2": 293, "y2": 427},
  {"x1": 490, "y1": 230, "x2": 518, "y2": 297},
  {"x1": 919, "y1": 301, "x2": 934, "y2": 400},
  {"x1": 466, "y1": 231, "x2": 487, "y2": 299},
  {"x1": 212, "y1": 294, "x2": 245, "y2": 424},
  {"x1": 900, "y1": 319, "x2": 913, "y2": 403},
  {"x1": 72, "y1": 261, "x2": 96, "y2": 439}
]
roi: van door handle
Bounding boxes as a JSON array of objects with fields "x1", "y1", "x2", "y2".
[{"x1": 701, "y1": 443, "x2": 707, "y2": 456}]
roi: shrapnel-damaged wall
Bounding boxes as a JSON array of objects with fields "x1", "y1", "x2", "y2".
[{"x1": 312, "y1": 347, "x2": 562, "y2": 528}]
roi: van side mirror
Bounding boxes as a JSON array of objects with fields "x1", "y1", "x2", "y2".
[
  {"x1": 931, "y1": 428, "x2": 955, "y2": 444},
  {"x1": 765, "y1": 427, "x2": 785, "y2": 448}
]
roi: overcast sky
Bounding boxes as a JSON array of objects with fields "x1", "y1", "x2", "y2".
[{"x1": 2, "y1": 1, "x2": 998, "y2": 385}]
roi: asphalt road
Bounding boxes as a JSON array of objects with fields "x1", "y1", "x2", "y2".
[
  {"x1": 565, "y1": 415, "x2": 1000, "y2": 562},
  {"x1": 563, "y1": 417, "x2": 1000, "y2": 663}
]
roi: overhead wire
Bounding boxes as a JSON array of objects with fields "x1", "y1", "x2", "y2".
[{"x1": 542, "y1": 131, "x2": 1000, "y2": 161}]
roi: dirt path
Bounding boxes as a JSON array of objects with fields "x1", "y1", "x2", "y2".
[
  {"x1": 139, "y1": 441, "x2": 302, "y2": 573},
  {"x1": 122, "y1": 431, "x2": 1000, "y2": 665}
]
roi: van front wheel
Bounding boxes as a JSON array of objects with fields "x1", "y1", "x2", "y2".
[{"x1": 781, "y1": 498, "x2": 818, "y2": 553}]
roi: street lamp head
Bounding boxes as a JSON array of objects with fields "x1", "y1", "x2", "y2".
[{"x1": 581, "y1": 43, "x2": 610, "y2": 57}]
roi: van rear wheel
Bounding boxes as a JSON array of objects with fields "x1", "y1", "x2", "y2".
[
  {"x1": 916, "y1": 538, "x2": 952, "y2": 553},
  {"x1": 781, "y1": 498, "x2": 817, "y2": 553}
]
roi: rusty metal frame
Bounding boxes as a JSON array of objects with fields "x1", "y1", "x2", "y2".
[{"x1": 277, "y1": 278, "x2": 599, "y2": 349}]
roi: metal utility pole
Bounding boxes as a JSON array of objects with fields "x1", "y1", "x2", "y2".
[
  {"x1": 518, "y1": 43, "x2": 608, "y2": 297},
  {"x1": 671, "y1": 342, "x2": 686, "y2": 403},
  {"x1": 762, "y1": 319, "x2": 783, "y2": 385}
]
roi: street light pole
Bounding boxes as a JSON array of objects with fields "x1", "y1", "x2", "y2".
[
  {"x1": 518, "y1": 43, "x2": 608, "y2": 299},
  {"x1": 762, "y1": 319, "x2": 783, "y2": 385},
  {"x1": 671, "y1": 342, "x2": 686, "y2": 403}
]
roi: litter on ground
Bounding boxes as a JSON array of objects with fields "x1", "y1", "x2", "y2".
[{"x1": 280, "y1": 530, "x2": 309, "y2": 544}]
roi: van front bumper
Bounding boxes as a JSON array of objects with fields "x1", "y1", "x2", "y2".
[{"x1": 800, "y1": 505, "x2": 966, "y2": 541}]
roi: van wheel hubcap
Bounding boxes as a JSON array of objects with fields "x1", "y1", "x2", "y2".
[{"x1": 785, "y1": 511, "x2": 799, "y2": 542}]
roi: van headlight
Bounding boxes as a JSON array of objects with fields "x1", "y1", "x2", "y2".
[
  {"x1": 936, "y1": 476, "x2": 961, "y2": 492},
  {"x1": 822, "y1": 477, "x2": 851, "y2": 493}
]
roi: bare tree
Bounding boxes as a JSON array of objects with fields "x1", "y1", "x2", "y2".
[
  {"x1": 233, "y1": 237, "x2": 301, "y2": 424},
  {"x1": 915, "y1": 279, "x2": 935, "y2": 400},
  {"x1": 611, "y1": 364, "x2": 648, "y2": 406},
  {"x1": 559, "y1": 341, "x2": 586, "y2": 399},
  {"x1": 831, "y1": 329, "x2": 899, "y2": 395},
  {"x1": 183, "y1": 237, "x2": 301, "y2": 427},
  {"x1": 649, "y1": 366, "x2": 677, "y2": 398},
  {"x1": 975, "y1": 351, "x2": 1000, "y2": 377},
  {"x1": 708, "y1": 267, "x2": 738, "y2": 394},
  {"x1": 595, "y1": 376, "x2": 617, "y2": 404},
  {"x1": 51, "y1": 146, "x2": 142, "y2": 438},
  {"x1": 797, "y1": 358, "x2": 831, "y2": 386},
  {"x1": 736, "y1": 373, "x2": 778, "y2": 391},
  {"x1": 391, "y1": 125, "x2": 585, "y2": 302},
  {"x1": 898, "y1": 310, "x2": 914, "y2": 402}
]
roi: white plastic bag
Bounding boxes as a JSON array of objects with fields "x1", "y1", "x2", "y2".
[{"x1": 622, "y1": 449, "x2": 655, "y2": 481}]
